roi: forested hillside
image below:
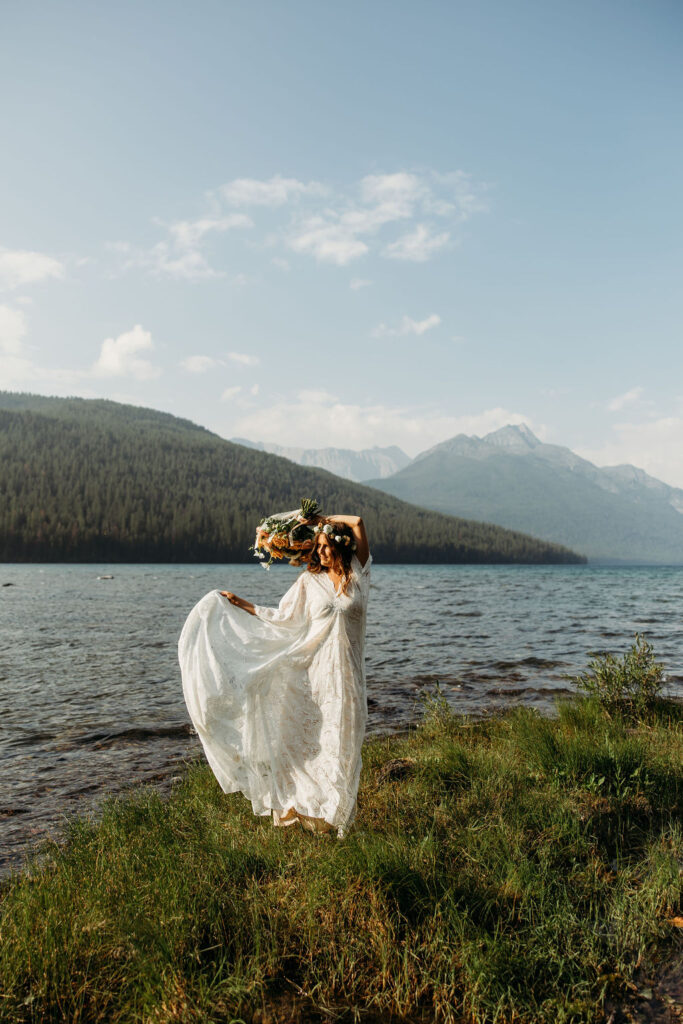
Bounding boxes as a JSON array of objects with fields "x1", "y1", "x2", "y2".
[{"x1": 0, "y1": 393, "x2": 584, "y2": 564}]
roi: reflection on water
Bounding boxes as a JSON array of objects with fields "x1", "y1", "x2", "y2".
[{"x1": 1, "y1": 562, "x2": 682, "y2": 874}]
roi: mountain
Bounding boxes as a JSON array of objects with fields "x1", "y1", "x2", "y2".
[
  {"x1": 0, "y1": 394, "x2": 583, "y2": 564},
  {"x1": 368, "y1": 424, "x2": 683, "y2": 564},
  {"x1": 599, "y1": 464, "x2": 683, "y2": 515},
  {"x1": 232, "y1": 439, "x2": 411, "y2": 482}
]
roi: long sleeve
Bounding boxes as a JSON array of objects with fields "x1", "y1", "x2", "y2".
[{"x1": 252, "y1": 572, "x2": 308, "y2": 629}]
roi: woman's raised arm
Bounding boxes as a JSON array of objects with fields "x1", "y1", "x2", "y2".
[{"x1": 324, "y1": 514, "x2": 370, "y2": 567}]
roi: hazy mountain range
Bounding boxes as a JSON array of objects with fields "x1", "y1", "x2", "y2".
[
  {"x1": 232, "y1": 439, "x2": 410, "y2": 481},
  {"x1": 240, "y1": 425, "x2": 683, "y2": 564}
]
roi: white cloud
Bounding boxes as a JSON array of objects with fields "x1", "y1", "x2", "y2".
[
  {"x1": 180, "y1": 355, "x2": 218, "y2": 374},
  {"x1": 407, "y1": 313, "x2": 441, "y2": 335},
  {"x1": 227, "y1": 351, "x2": 260, "y2": 366},
  {"x1": 180, "y1": 350, "x2": 261, "y2": 374},
  {"x1": 430, "y1": 171, "x2": 490, "y2": 221},
  {"x1": 285, "y1": 168, "x2": 485, "y2": 266},
  {"x1": 113, "y1": 241, "x2": 221, "y2": 281},
  {"x1": 0, "y1": 310, "x2": 163, "y2": 392},
  {"x1": 607, "y1": 386, "x2": 644, "y2": 412},
  {"x1": 285, "y1": 177, "x2": 418, "y2": 266},
  {"x1": 0, "y1": 304, "x2": 91, "y2": 391},
  {"x1": 287, "y1": 216, "x2": 369, "y2": 265},
  {"x1": 359, "y1": 172, "x2": 424, "y2": 212},
  {"x1": 220, "y1": 175, "x2": 327, "y2": 207},
  {"x1": 92, "y1": 325, "x2": 160, "y2": 380},
  {"x1": 227, "y1": 391, "x2": 535, "y2": 458},
  {"x1": 0, "y1": 303, "x2": 28, "y2": 354},
  {"x1": 111, "y1": 212, "x2": 252, "y2": 281},
  {"x1": 383, "y1": 224, "x2": 450, "y2": 261},
  {"x1": 166, "y1": 214, "x2": 252, "y2": 250},
  {"x1": 221, "y1": 383, "x2": 260, "y2": 406},
  {"x1": 110, "y1": 167, "x2": 487, "y2": 278},
  {"x1": 577, "y1": 416, "x2": 683, "y2": 489},
  {"x1": 156, "y1": 248, "x2": 221, "y2": 280},
  {"x1": 350, "y1": 278, "x2": 372, "y2": 290},
  {"x1": 298, "y1": 389, "x2": 339, "y2": 404},
  {"x1": 0, "y1": 247, "x2": 65, "y2": 290},
  {"x1": 0, "y1": 304, "x2": 35, "y2": 390},
  {"x1": 372, "y1": 313, "x2": 441, "y2": 338}
]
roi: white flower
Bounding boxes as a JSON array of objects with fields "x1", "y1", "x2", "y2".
[
  {"x1": 323, "y1": 524, "x2": 333, "y2": 535},
  {"x1": 334, "y1": 535, "x2": 342, "y2": 542}
]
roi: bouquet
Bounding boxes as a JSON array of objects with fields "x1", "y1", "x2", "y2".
[{"x1": 252, "y1": 498, "x2": 322, "y2": 569}]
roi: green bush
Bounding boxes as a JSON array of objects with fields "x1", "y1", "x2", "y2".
[{"x1": 572, "y1": 634, "x2": 665, "y2": 718}]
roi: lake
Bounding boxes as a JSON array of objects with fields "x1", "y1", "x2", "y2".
[{"x1": 1, "y1": 562, "x2": 681, "y2": 875}]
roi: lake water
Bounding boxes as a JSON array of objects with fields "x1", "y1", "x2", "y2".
[{"x1": 1, "y1": 562, "x2": 682, "y2": 875}]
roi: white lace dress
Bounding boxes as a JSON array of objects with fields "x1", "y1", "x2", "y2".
[{"x1": 178, "y1": 554, "x2": 371, "y2": 835}]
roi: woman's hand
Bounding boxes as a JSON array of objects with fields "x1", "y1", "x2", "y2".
[
  {"x1": 299, "y1": 513, "x2": 325, "y2": 526},
  {"x1": 220, "y1": 591, "x2": 257, "y2": 616}
]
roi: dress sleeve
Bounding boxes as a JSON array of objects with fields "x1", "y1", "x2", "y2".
[
  {"x1": 252, "y1": 572, "x2": 309, "y2": 629},
  {"x1": 352, "y1": 553, "x2": 372, "y2": 605},
  {"x1": 353, "y1": 552, "x2": 372, "y2": 576}
]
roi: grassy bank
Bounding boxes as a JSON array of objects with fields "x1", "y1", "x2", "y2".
[{"x1": 1, "y1": 694, "x2": 682, "y2": 1023}]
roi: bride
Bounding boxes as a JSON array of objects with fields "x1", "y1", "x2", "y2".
[{"x1": 178, "y1": 513, "x2": 371, "y2": 836}]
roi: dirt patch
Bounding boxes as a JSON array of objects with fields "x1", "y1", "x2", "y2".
[{"x1": 606, "y1": 940, "x2": 683, "y2": 1023}]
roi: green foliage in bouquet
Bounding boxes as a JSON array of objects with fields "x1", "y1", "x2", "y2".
[
  {"x1": 252, "y1": 497, "x2": 322, "y2": 568},
  {"x1": 299, "y1": 498, "x2": 321, "y2": 519}
]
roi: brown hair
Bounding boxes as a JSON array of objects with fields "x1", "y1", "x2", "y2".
[{"x1": 307, "y1": 525, "x2": 355, "y2": 594}]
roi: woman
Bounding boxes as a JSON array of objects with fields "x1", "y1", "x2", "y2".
[{"x1": 178, "y1": 513, "x2": 371, "y2": 836}]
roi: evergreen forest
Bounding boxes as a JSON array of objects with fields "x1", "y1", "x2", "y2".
[{"x1": 0, "y1": 392, "x2": 585, "y2": 564}]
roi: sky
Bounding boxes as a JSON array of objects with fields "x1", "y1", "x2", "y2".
[{"x1": 1, "y1": 0, "x2": 682, "y2": 484}]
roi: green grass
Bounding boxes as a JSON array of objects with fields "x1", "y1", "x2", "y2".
[{"x1": 1, "y1": 694, "x2": 682, "y2": 1024}]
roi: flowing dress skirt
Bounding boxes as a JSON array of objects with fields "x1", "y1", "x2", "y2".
[{"x1": 178, "y1": 556, "x2": 371, "y2": 834}]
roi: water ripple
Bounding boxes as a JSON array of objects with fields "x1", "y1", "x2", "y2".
[{"x1": 1, "y1": 562, "x2": 682, "y2": 874}]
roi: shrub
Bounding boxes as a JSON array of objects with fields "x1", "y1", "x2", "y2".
[{"x1": 572, "y1": 633, "x2": 665, "y2": 718}]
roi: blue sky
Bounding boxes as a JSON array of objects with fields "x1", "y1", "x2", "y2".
[{"x1": 2, "y1": 0, "x2": 682, "y2": 483}]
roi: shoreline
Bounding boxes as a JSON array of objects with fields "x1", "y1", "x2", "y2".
[
  {"x1": 2, "y1": 694, "x2": 681, "y2": 1023},
  {"x1": 7, "y1": 560, "x2": 683, "y2": 567},
  {"x1": 4, "y1": 689, "x2": 683, "y2": 883}
]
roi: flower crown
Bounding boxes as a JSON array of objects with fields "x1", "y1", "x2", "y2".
[{"x1": 314, "y1": 522, "x2": 357, "y2": 551}]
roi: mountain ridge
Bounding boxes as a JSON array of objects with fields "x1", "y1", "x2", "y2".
[
  {"x1": 232, "y1": 438, "x2": 411, "y2": 482},
  {"x1": 0, "y1": 393, "x2": 583, "y2": 565},
  {"x1": 367, "y1": 424, "x2": 683, "y2": 564}
]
